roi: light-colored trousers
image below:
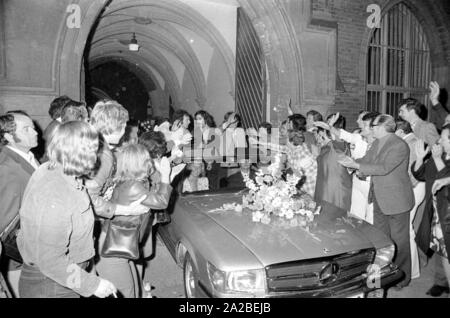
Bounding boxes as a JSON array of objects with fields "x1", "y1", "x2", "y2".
[
  {"x1": 410, "y1": 182, "x2": 425, "y2": 279},
  {"x1": 5, "y1": 269, "x2": 20, "y2": 298},
  {"x1": 440, "y1": 256, "x2": 450, "y2": 298},
  {"x1": 349, "y1": 176, "x2": 373, "y2": 224}
]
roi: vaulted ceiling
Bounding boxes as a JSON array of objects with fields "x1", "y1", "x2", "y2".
[{"x1": 86, "y1": 0, "x2": 237, "y2": 108}]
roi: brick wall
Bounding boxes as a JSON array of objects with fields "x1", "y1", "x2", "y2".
[{"x1": 311, "y1": 0, "x2": 450, "y2": 130}]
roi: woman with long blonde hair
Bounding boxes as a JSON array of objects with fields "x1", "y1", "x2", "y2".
[{"x1": 95, "y1": 144, "x2": 179, "y2": 297}]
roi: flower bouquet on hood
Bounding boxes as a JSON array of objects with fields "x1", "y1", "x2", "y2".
[{"x1": 241, "y1": 153, "x2": 320, "y2": 226}]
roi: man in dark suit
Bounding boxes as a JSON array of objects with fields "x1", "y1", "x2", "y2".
[
  {"x1": 340, "y1": 114, "x2": 415, "y2": 288},
  {"x1": 0, "y1": 112, "x2": 39, "y2": 297}
]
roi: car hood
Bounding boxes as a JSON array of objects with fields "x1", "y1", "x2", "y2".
[{"x1": 182, "y1": 192, "x2": 391, "y2": 267}]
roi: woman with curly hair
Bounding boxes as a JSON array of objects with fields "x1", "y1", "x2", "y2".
[
  {"x1": 284, "y1": 129, "x2": 318, "y2": 197},
  {"x1": 193, "y1": 110, "x2": 220, "y2": 190}
]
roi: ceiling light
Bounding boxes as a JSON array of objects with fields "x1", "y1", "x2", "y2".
[
  {"x1": 129, "y1": 33, "x2": 139, "y2": 51},
  {"x1": 134, "y1": 17, "x2": 152, "y2": 25}
]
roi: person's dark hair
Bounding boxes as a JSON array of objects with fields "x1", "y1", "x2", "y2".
[
  {"x1": 224, "y1": 111, "x2": 234, "y2": 122},
  {"x1": 400, "y1": 98, "x2": 424, "y2": 117},
  {"x1": 234, "y1": 113, "x2": 242, "y2": 128},
  {"x1": 316, "y1": 126, "x2": 330, "y2": 138},
  {"x1": 418, "y1": 103, "x2": 428, "y2": 121},
  {"x1": 7, "y1": 110, "x2": 30, "y2": 117},
  {"x1": 288, "y1": 114, "x2": 307, "y2": 132},
  {"x1": 49, "y1": 95, "x2": 72, "y2": 120},
  {"x1": 0, "y1": 114, "x2": 16, "y2": 146},
  {"x1": 258, "y1": 122, "x2": 272, "y2": 135},
  {"x1": 194, "y1": 110, "x2": 216, "y2": 128},
  {"x1": 61, "y1": 100, "x2": 88, "y2": 123},
  {"x1": 153, "y1": 116, "x2": 169, "y2": 127},
  {"x1": 306, "y1": 110, "x2": 323, "y2": 123},
  {"x1": 327, "y1": 113, "x2": 346, "y2": 130},
  {"x1": 362, "y1": 112, "x2": 380, "y2": 126},
  {"x1": 127, "y1": 119, "x2": 139, "y2": 128},
  {"x1": 139, "y1": 131, "x2": 167, "y2": 159},
  {"x1": 224, "y1": 111, "x2": 242, "y2": 128},
  {"x1": 442, "y1": 124, "x2": 450, "y2": 136},
  {"x1": 288, "y1": 129, "x2": 305, "y2": 146},
  {"x1": 172, "y1": 109, "x2": 190, "y2": 124},
  {"x1": 396, "y1": 120, "x2": 413, "y2": 134},
  {"x1": 119, "y1": 119, "x2": 139, "y2": 146}
]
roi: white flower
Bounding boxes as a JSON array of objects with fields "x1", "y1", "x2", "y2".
[
  {"x1": 252, "y1": 211, "x2": 263, "y2": 223},
  {"x1": 314, "y1": 206, "x2": 322, "y2": 215},
  {"x1": 171, "y1": 147, "x2": 183, "y2": 158},
  {"x1": 282, "y1": 201, "x2": 291, "y2": 211},
  {"x1": 272, "y1": 197, "x2": 282, "y2": 209},
  {"x1": 285, "y1": 210, "x2": 294, "y2": 220},
  {"x1": 261, "y1": 215, "x2": 271, "y2": 225}
]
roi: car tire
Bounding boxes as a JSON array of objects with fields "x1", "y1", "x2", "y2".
[{"x1": 183, "y1": 253, "x2": 198, "y2": 298}]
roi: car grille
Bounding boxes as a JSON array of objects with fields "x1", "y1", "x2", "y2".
[{"x1": 266, "y1": 249, "x2": 376, "y2": 293}]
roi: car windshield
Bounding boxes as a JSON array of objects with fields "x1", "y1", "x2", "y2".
[{"x1": 179, "y1": 162, "x2": 248, "y2": 196}]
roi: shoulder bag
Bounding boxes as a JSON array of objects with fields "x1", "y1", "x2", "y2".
[{"x1": 0, "y1": 214, "x2": 23, "y2": 263}]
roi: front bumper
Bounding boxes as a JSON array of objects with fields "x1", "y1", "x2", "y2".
[
  {"x1": 198, "y1": 264, "x2": 403, "y2": 298},
  {"x1": 266, "y1": 264, "x2": 403, "y2": 298}
]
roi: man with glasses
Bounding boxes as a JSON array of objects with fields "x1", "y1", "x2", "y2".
[{"x1": 339, "y1": 114, "x2": 415, "y2": 290}]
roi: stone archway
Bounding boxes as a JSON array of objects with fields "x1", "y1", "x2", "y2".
[
  {"x1": 236, "y1": 0, "x2": 304, "y2": 124},
  {"x1": 58, "y1": 0, "x2": 109, "y2": 100},
  {"x1": 58, "y1": 0, "x2": 238, "y2": 118}
]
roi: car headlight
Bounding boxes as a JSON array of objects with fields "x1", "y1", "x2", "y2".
[
  {"x1": 207, "y1": 262, "x2": 266, "y2": 296},
  {"x1": 368, "y1": 244, "x2": 395, "y2": 275}
]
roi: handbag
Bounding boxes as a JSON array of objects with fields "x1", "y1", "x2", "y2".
[
  {"x1": 100, "y1": 213, "x2": 152, "y2": 260},
  {"x1": 0, "y1": 215, "x2": 23, "y2": 264},
  {"x1": 100, "y1": 215, "x2": 141, "y2": 260}
]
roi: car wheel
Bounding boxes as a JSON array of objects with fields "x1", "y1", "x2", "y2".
[{"x1": 183, "y1": 253, "x2": 198, "y2": 298}]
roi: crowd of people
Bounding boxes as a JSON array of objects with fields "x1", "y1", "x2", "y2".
[{"x1": 1, "y1": 80, "x2": 450, "y2": 297}]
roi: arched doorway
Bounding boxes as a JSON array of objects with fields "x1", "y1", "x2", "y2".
[
  {"x1": 77, "y1": 0, "x2": 238, "y2": 122},
  {"x1": 57, "y1": 0, "x2": 304, "y2": 126},
  {"x1": 85, "y1": 60, "x2": 153, "y2": 120}
]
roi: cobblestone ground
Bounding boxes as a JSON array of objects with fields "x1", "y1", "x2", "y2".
[{"x1": 145, "y1": 237, "x2": 449, "y2": 299}]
